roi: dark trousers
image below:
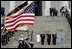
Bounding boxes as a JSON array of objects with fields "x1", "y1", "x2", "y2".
[
  {"x1": 53, "y1": 12, "x2": 57, "y2": 16},
  {"x1": 41, "y1": 39, "x2": 44, "y2": 45},
  {"x1": 55, "y1": 12, "x2": 58, "y2": 16},
  {"x1": 47, "y1": 39, "x2": 51, "y2": 45},
  {"x1": 53, "y1": 12, "x2": 55, "y2": 16},
  {"x1": 53, "y1": 39, "x2": 56, "y2": 45},
  {"x1": 50, "y1": 12, "x2": 52, "y2": 16}
]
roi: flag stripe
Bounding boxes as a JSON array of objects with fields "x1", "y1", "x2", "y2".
[
  {"x1": 5, "y1": 20, "x2": 34, "y2": 27},
  {"x1": 5, "y1": 19, "x2": 34, "y2": 23},
  {"x1": 5, "y1": 13, "x2": 34, "y2": 23},
  {"x1": 5, "y1": 17, "x2": 34, "y2": 23},
  {"x1": 6, "y1": 22, "x2": 34, "y2": 30},
  {"x1": 6, "y1": 23, "x2": 33, "y2": 31},
  {"x1": 11, "y1": 13, "x2": 35, "y2": 18}
]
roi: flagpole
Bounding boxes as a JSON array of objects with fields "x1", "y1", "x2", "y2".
[
  {"x1": 31, "y1": 29, "x2": 33, "y2": 41},
  {"x1": 16, "y1": 1, "x2": 27, "y2": 7}
]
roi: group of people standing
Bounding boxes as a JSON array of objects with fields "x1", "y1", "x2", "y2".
[
  {"x1": 60, "y1": 6, "x2": 70, "y2": 16},
  {"x1": 49, "y1": 6, "x2": 71, "y2": 17},
  {"x1": 60, "y1": 6, "x2": 71, "y2": 27},
  {"x1": 37, "y1": 32, "x2": 57, "y2": 45},
  {"x1": 49, "y1": 7, "x2": 58, "y2": 16}
]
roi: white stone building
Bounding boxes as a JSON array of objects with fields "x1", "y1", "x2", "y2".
[
  {"x1": 1, "y1": 1, "x2": 71, "y2": 48},
  {"x1": 1, "y1": 1, "x2": 71, "y2": 16}
]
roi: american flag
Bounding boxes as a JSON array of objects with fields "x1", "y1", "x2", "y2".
[{"x1": 5, "y1": 2, "x2": 35, "y2": 31}]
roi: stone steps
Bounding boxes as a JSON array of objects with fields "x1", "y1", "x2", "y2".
[
  {"x1": 1, "y1": 16, "x2": 71, "y2": 48},
  {"x1": 33, "y1": 44, "x2": 71, "y2": 48}
]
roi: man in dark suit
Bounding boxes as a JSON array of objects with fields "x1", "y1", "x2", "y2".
[
  {"x1": 46, "y1": 33, "x2": 51, "y2": 45},
  {"x1": 40, "y1": 33, "x2": 45, "y2": 45},
  {"x1": 53, "y1": 7, "x2": 56, "y2": 16},
  {"x1": 52, "y1": 32, "x2": 57, "y2": 45},
  {"x1": 50, "y1": 8, "x2": 52, "y2": 16},
  {"x1": 55, "y1": 9, "x2": 58, "y2": 16}
]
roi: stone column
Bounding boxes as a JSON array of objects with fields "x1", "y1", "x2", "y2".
[
  {"x1": 42, "y1": 1, "x2": 45, "y2": 16},
  {"x1": 42, "y1": 1, "x2": 51, "y2": 16},
  {"x1": 9, "y1": 1, "x2": 15, "y2": 13}
]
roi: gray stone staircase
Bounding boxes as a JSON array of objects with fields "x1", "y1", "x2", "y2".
[{"x1": 1, "y1": 16, "x2": 71, "y2": 48}]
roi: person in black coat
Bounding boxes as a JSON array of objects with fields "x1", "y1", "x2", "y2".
[
  {"x1": 40, "y1": 33, "x2": 45, "y2": 45},
  {"x1": 51, "y1": 7, "x2": 55, "y2": 16},
  {"x1": 55, "y1": 9, "x2": 58, "y2": 16},
  {"x1": 50, "y1": 8, "x2": 52, "y2": 16},
  {"x1": 52, "y1": 32, "x2": 57, "y2": 45},
  {"x1": 1, "y1": 7, "x2": 5, "y2": 16},
  {"x1": 46, "y1": 33, "x2": 51, "y2": 45},
  {"x1": 53, "y1": 7, "x2": 58, "y2": 16}
]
